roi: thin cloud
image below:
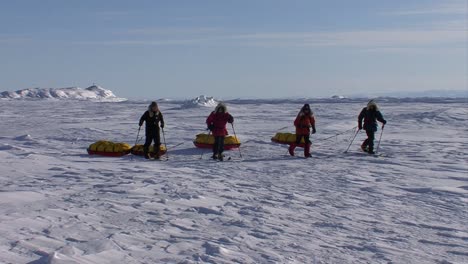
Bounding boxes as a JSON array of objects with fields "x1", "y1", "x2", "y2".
[
  {"x1": 0, "y1": 35, "x2": 30, "y2": 44},
  {"x1": 76, "y1": 27, "x2": 465, "y2": 52},
  {"x1": 94, "y1": 10, "x2": 131, "y2": 20},
  {"x1": 120, "y1": 27, "x2": 222, "y2": 36},
  {"x1": 387, "y1": 0, "x2": 466, "y2": 15},
  {"x1": 227, "y1": 30, "x2": 465, "y2": 48},
  {"x1": 172, "y1": 15, "x2": 225, "y2": 22},
  {"x1": 77, "y1": 39, "x2": 208, "y2": 46},
  {"x1": 362, "y1": 46, "x2": 467, "y2": 54},
  {"x1": 429, "y1": 19, "x2": 467, "y2": 31}
]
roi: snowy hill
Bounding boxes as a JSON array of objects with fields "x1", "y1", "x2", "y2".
[
  {"x1": 331, "y1": 95, "x2": 347, "y2": 100},
  {"x1": 0, "y1": 85, "x2": 126, "y2": 101},
  {"x1": 181, "y1": 95, "x2": 219, "y2": 108}
]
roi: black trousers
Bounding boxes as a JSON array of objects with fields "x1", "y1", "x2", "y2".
[
  {"x1": 213, "y1": 136, "x2": 225, "y2": 155},
  {"x1": 296, "y1": 135, "x2": 310, "y2": 145},
  {"x1": 362, "y1": 130, "x2": 375, "y2": 151},
  {"x1": 144, "y1": 129, "x2": 161, "y2": 154}
]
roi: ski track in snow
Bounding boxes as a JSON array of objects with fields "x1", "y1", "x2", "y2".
[{"x1": 0, "y1": 100, "x2": 467, "y2": 263}]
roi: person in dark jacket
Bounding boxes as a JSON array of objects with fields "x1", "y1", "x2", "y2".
[
  {"x1": 358, "y1": 100, "x2": 386, "y2": 154},
  {"x1": 139, "y1": 101, "x2": 165, "y2": 159},
  {"x1": 206, "y1": 103, "x2": 234, "y2": 161},
  {"x1": 289, "y1": 104, "x2": 316, "y2": 158}
]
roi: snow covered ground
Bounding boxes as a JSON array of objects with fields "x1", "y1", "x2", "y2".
[{"x1": 0, "y1": 98, "x2": 467, "y2": 263}]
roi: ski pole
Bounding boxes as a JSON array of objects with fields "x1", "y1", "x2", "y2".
[
  {"x1": 375, "y1": 125, "x2": 384, "y2": 154},
  {"x1": 134, "y1": 126, "x2": 141, "y2": 146},
  {"x1": 231, "y1": 123, "x2": 243, "y2": 159},
  {"x1": 344, "y1": 128, "x2": 360, "y2": 153},
  {"x1": 162, "y1": 128, "x2": 168, "y2": 159},
  {"x1": 131, "y1": 127, "x2": 142, "y2": 161}
]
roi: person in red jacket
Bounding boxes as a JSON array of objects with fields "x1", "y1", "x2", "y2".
[
  {"x1": 206, "y1": 103, "x2": 234, "y2": 161},
  {"x1": 289, "y1": 104, "x2": 316, "y2": 158}
]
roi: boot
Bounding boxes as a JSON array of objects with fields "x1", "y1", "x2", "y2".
[
  {"x1": 154, "y1": 145, "x2": 161, "y2": 159},
  {"x1": 143, "y1": 147, "x2": 150, "y2": 159},
  {"x1": 212, "y1": 153, "x2": 218, "y2": 160},
  {"x1": 368, "y1": 149, "x2": 375, "y2": 155},
  {"x1": 304, "y1": 143, "x2": 312, "y2": 158},
  {"x1": 288, "y1": 144, "x2": 296, "y2": 156},
  {"x1": 361, "y1": 144, "x2": 369, "y2": 153}
]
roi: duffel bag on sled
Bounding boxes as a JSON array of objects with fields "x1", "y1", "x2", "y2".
[
  {"x1": 87, "y1": 141, "x2": 132, "y2": 157},
  {"x1": 271, "y1": 132, "x2": 307, "y2": 148},
  {"x1": 193, "y1": 133, "x2": 241, "y2": 150}
]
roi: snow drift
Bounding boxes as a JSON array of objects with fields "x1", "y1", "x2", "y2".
[
  {"x1": 0, "y1": 85, "x2": 126, "y2": 101},
  {"x1": 181, "y1": 95, "x2": 219, "y2": 108}
]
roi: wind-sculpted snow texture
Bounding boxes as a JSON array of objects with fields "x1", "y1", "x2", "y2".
[{"x1": 0, "y1": 99, "x2": 467, "y2": 263}]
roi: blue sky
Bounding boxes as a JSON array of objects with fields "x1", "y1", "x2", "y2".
[{"x1": 0, "y1": 0, "x2": 466, "y2": 99}]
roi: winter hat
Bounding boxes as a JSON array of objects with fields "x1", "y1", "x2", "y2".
[
  {"x1": 300, "y1": 104, "x2": 313, "y2": 116},
  {"x1": 367, "y1": 100, "x2": 378, "y2": 110},
  {"x1": 215, "y1": 103, "x2": 227, "y2": 113},
  {"x1": 148, "y1": 101, "x2": 159, "y2": 116}
]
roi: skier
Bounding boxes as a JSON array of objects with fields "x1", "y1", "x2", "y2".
[
  {"x1": 139, "y1": 101, "x2": 165, "y2": 159},
  {"x1": 289, "y1": 104, "x2": 316, "y2": 158},
  {"x1": 358, "y1": 100, "x2": 387, "y2": 154},
  {"x1": 206, "y1": 103, "x2": 234, "y2": 161}
]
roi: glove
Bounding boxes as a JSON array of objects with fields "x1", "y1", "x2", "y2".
[
  {"x1": 383, "y1": 120, "x2": 387, "y2": 125},
  {"x1": 358, "y1": 123, "x2": 362, "y2": 130},
  {"x1": 160, "y1": 123, "x2": 164, "y2": 129},
  {"x1": 312, "y1": 128, "x2": 317, "y2": 134},
  {"x1": 208, "y1": 124, "x2": 214, "y2": 131},
  {"x1": 139, "y1": 122, "x2": 143, "y2": 127}
]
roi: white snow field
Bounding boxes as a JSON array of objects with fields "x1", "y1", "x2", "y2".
[{"x1": 0, "y1": 98, "x2": 467, "y2": 264}]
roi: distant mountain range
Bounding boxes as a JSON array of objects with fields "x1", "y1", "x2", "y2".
[
  {"x1": 1, "y1": 86, "x2": 465, "y2": 102},
  {"x1": 0, "y1": 85, "x2": 126, "y2": 101}
]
